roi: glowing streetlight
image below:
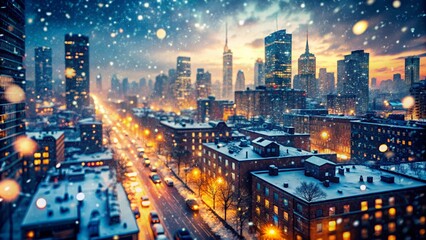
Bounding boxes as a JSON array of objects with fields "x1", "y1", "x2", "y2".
[{"x1": 321, "y1": 131, "x2": 329, "y2": 139}]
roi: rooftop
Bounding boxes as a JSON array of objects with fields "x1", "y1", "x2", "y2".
[
  {"x1": 203, "y1": 141, "x2": 314, "y2": 161},
  {"x1": 66, "y1": 149, "x2": 114, "y2": 163},
  {"x1": 245, "y1": 129, "x2": 309, "y2": 137},
  {"x1": 27, "y1": 131, "x2": 65, "y2": 141},
  {"x1": 78, "y1": 118, "x2": 102, "y2": 125},
  {"x1": 21, "y1": 167, "x2": 139, "y2": 238},
  {"x1": 161, "y1": 120, "x2": 228, "y2": 130},
  {"x1": 305, "y1": 156, "x2": 336, "y2": 166},
  {"x1": 252, "y1": 164, "x2": 426, "y2": 203}
]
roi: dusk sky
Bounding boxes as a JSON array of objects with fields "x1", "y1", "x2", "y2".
[{"x1": 25, "y1": 0, "x2": 426, "y2": 87}]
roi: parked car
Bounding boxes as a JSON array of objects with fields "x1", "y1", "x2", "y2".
[
  {"x1": 164, "y1": 178, "x2": 174, "y2": 187},
  {"x1": 150, "y1": 173, "x2": 161, "y2": 184},
  {"x1": 141, "y1": 196, "x2": 150, "y2": 207},
  {"x1": 150, "y1": 165, "x2": 158, "y2": 172},
  {"x1": 130, "y1": 203, "x2": 140, "y2": 219},
  {"x1": 174, "y1": 228, "x2": 193, "y2": 240},
  {"x1": 144, "y1": 158, "x2": 151, "y2": 166},
  {"x1": 151, "y1": 223, "x2": 165, "y2": 238},
  {"x1": 185, "y1": 199, "x2": 199, "y2": 211},
  {"x1": 149, "y1": 210, "x2": 160, "y2": 224}
]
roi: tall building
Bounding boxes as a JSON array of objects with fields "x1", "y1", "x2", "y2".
[
  {"x1": 393, "y1": 73, "x2": 402, "y2": 82},
  {"x1": 254, "y1": 58, "x2": 265, "y2": 87},
  {"x1": 407, "y1": 80, "x2": 426, "y2": 120},
  {"x1": 65, "y1": 33, "x2": 90, "y2": 112},
  {"x1": 122, "y1": 77, "x2": 129, "y2": 97},
  {"x1": 95, "y1": 73, "x2": 102, "y2": 92},
  {"x1": 297, "y1": 32, "x2": 317, "y2": 99},
  {"x1": 153, "y1": 74, "x2": 167, "y2": 98},
  {"x1": 235, "y1": 70, "x2": 246, "y2": 91},
  {"x1": 111, "y1": 74, "x2": 120, "y2": 98},
  {"x1": 196, "y1": 96, "x2": 235, "y2": 122},
  {"x1": 319, "y1": 68, "x2": 335, "y2": 97},
  {"x1": 405, "y1": 56, "x2": 420, "y2": 85},
  {"x1": 212, "y1": 80, "x2": 222, "y2": 98},
  {"x1": 174, "y1": 56, "x2": 191, "y2": 104},
  {"x1": 264, "y1": 29, "x2": 292, "y2": 89},
  {"x1": 222, "y1": 23, "x2": 233, "y2": 100},
  {"x1": 35, "y1": 46, "x2": 52, "y2": 100},
  {"x1": 0, "y1": 0, "x2": 26, "y2": 227},
  {"x1": 371, "y1": 77, "x2": 377, "y2": 89},
  {"x1": 337, "y1": 50, "x2": 369, "y2": 115},
  {"x1": 195, "y1": 68, "x2": 212, "y2": 99}
]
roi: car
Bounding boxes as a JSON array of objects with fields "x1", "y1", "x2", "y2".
[
  {"x1": 144, "y1": 158, "x2": 151, "y2": 166},
  {"x1": 149, "y1": 165, "x2": 158, "y2": 172},
  {"x1": 150, "y1": 173, "x2": 161, "y2": 184},
  {"x1": 164, "y1": 178, "x2": 174, "y2": 187},
  {"x1": 156, "y1": 234, "x2": 168, "y2": 240},
  {"x1": 151, "y1": 223, "x2": 165, "y2": 238},
  {"x1": 149, "y1": 210, "x2": 160, "y2": 224},
  {"x1": 141, "y1": 196, "x2": 150, "y2": 207},
  {"x1": 130, "y1": 203, "x2": 140, "y2": 219},
  {"x1": 174, "y1": 228, "x2": 193, "y2": 240},
  {"x1": 185, "y1": 199, "x2": 199, "y2": 211}
]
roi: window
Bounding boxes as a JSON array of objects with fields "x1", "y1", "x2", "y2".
[
  {"x1": 344, "y1": 204, "x2": 350, "y2": 213},
  {"x1": 265, "y1": 187, "x2": 269, "y2": 196},
  {"x1": 388, "y1": 222, "x2": 396, "y2": 232},
  {"x1": 389, "y1": 197, "x2": 395, "y2": 206},
  {"x1": 374, "y1": 224, "x2": 382, "y2": 236},
  {"x1": 375, "y1": 211, "x2": 382, "y2": 219},
  {"x1": 361, "y1": 201, "x2": 368, "y2": 211},
  {"x1": 283, "y1": 211, "x2": 288, "y2": 221},
  {"x1": 256, "y1": 195, "x2": 261, "y2": 203},
  {"x1": 34, "y1": 153, "x2": 41, "y2": 158},
  {"x1": 406, "y1": 205, "x2": 413, "y2": 215},
  {"x1": 362, "y1": 213, "x2": 369, "y2": 222},
  {"x1": 361, "y1": 229, "x2": 368, "y2": 239},
  {"x1": 389, "y1": 208, "x2": 396, "y2": 218},
  {"x1": 283, "y1": 198, "x2": 288, "y2": 207},
  {"x1": 255, "y1": 207, "x2": 260, "y2": 216},
  {"x1": 342, "y1": 232, "x2": 351, "y2": 240},
  {"x1": 42, "y1": 159, "x2": 49, "y2": 165},
  {"x1": 329, "y1": 206, "x2": 335, "y2": 216},
  {"x1": 388, "y1": 236, "x2": 396, "y2": 240},
  {"x1": 273, "y1": 193, "x2": 278, "y2": 202},
  {"x1": 316, "y1": 223, "x2": 322, "y2": 233},
  {"x1": 232, "y1": 162, "x2": 235, "y2": 170},
  {"x1": 296, "y1": 203, "x2": 303, "y2": 213},
  {"x1": 375, "y1": 199, "x2": 382, "y2": 209},
  {"x1": 273, "y1": 205, "x2": 278, "y2": 215},
  {"x1": 256, "y1": 183, "x2": 261, "y2": 191},
  {"x1": 265, "y1": 199, "x2": 269, "y2": 208},
  {"x1": 328, "y1": 220, "x2": 336, "y2": 231},
  {"x1": 283, "y1": 226, "x2": 288, "y2": 235},
  {"x1": 316, "y1": 209, "x2": 323, "y2": 217}
]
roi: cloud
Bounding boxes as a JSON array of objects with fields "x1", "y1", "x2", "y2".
[{"x1": 246, "y1": 38, "x2": 264, "y2": 48}]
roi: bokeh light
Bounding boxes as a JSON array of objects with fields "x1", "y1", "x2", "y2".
[
  {"x1": 36, "y1": 197, "x2": 47, "y2": 209},
  {"x1": 4, "y1": 84, "x2": 25, "y2": 103},
  {"x1": 393, "y1": 0, "x2": 401, "y2": 8},
  {"x1": 156, "y1": 28, "x2": 166, "y2": 40},
  {"x1": 65, "y1": 67, "x2": 76, "y2": 78},
  {"x1": 402, "y1": 96, "x2": 415, "y2": 109},
  {"x1": 352, "y1": 20, "x2": 369, "y2": 35},
  {"x1": 0, "y1": 179, "x2": 21, "y2": 202},
  {"x1": 14, "y1": 136, "x2": 38, "y2": 156},
  {"x1": 379, "y1": 144, "x2": 388, "y2": 153}
]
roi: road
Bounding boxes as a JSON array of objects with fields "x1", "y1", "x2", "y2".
[{"x1": 94, "y1": 96, "x2": 216, "y2": 240}]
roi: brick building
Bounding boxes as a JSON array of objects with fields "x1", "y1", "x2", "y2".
[
  {"x1": 79, "y1": 118, "x2": 103, "y2": 153},
  {"x1": 327, "y1": 94, "x2": 357, "y2": 116},
  {"x1": 197, "y1": 96, "x2": 235, "y2": 122},
  {"x1": 251, "y1": 157, "x2": 426, "y2": 240}
]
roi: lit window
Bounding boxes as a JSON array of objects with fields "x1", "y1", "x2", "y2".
[
  {"x1": 389, "y1": 197, "x2": 395, "y2": 206},
  {"x1": 42, "y1": 152, "x2": 49, "y2": 158},
  {"x1": 44, "y1": 146, "x2": 49, "y2": 151},
  {"x1": 362, "y1": 213, "x2": 369, "y2": 222},
  {"x1": 273, "y1": 205, "x2": 278, "y2": 215},
  {"x1": 283, "y1": 198, "x2": 288, "y2": 207},
  {"x1": 407, "y1": 205, "x2": 413, "y2": 215},
  {"x1": 343, "y1": 232, "x2": 350, "y2": 240},
  {"x1": 329, "y1": 206, "x2": 336, "y2": 216},
  {"x1": 375, "y1": 211, "x2": 382, "y2": 219},
  {"x1": 328, "y1": 220, "x2": 336, "y2": 231},
  {"x1": 42, "y1": 159, "x2": 49, "y2": 165},
  {"x1": 344, "y1": 204, "x2": 350, "y2": 213},
  {"x1": 34, "y1": 159, "x2": 41, "y2": 166},
  {"x1": 265, "y1": 199, "x2": 269, "y2": 209},
  {"x1": 374, "y1": 224, "x2": 382, "y2": 236},
  {"x1": 389, "y1": 208, "x2": 396, "y2": 218},
  {"x1": 316, "y1": 223, "x2": 322, "y2": 233},
  {"x1": 34, "y1": 153, "x2": 41, "y2": 158},
  {"x1": 283, "y1": 211, "x2": 288, "y2": 221},
  {"x1": 388, "y1": 236, "x2": 396, "y2": 240},
  {"x1": 388, "y1": 222, "x2": 396, "y2": 232},
  {"x1": 375, "y1": 199, "x2": 382, "y2": 209},
  {"x1": 255, "y1": 207, "x2": 260, "y2": 216},
  {"x1": 361, "y1": 201, "x2": 368, "y2": 211},
  {"x1": 265, "y1": 187, "x2": 269, "y2": 196}
]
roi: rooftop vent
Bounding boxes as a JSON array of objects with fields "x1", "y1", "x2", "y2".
[
  {"x1": 359, "y1": 176, "x2": 364, "y2": 182},
  {"x1": 323, "y1": 180, "x2": 330, "y2": 187},
  {"x1": 47, "y1": 210, "x2": 53, "y2": 217},
  {"x1": 367, "y1": 176, "x2": 373, "y2": 183},
  {"x1": 283, "y1": 182, "x2": 289, "y2": 188},
  {"x1": 346, "y1": 168, "x2": 350, "y2": 172},
  {"x1": 268, "y1": 165, "x2": 278, "y2": 176},
  {"x1": 338, "y1": 168, "x2": 345, "y2": 175},
  {"x1": 381, "y1": 175, "x2": 395, "y2": 183},
  {"x1": 337, "y1": 190, "x2": 343, "y2": 194}
]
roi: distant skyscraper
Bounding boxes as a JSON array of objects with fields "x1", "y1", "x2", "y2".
[
  {"x1": 337, "y1": 50, "x2": 370, "y2": 114},
  {"x1": 254, "y1": 58, "x2": 264, "y2": 87},
  {"x1": 96, "y1": 74, "x2": 102, "y2": 92},
  {"x1": 297, "y1": 31, "x2": 317, "y2": 98},
  {"x1": 174, "y1": 56, "x2": 191, "y2": 103},
  {"x1": 122, "y1": 77, "x2": 129, "y2": 97},
  {"x1": 393, "y1": 73, "x2": 402, "y2": 82},
  {"x1": 35, "y1": 46, "x2": 52, "y2": 100},
  {"x1": 195, "y1": 68, "x2": 212, "y2": 99},
  {"x1": 371, "y1": 77, "x2": 377, "y2": 89},
  {"x1": 0, "y1": 0, "x2": 26, "y2": 226},
  {"x1": 111, "y1": 74, "x2": 120, "y2": 97},
  {"x1": 222, "y1": 23, "x2": 233, "y2": 100},
  {"x1": 319, "y1": 68, "x2": 335, "y2": 97},
  {"x1": 235, "y1": 70, "x2": 246, "y2": 91},
  {"x1": 264, "y1": 29, "x2": 292, "y2": 88},
  {"x1": 337, "y1": 59, "x2": 346, "y2": 93},
  {"x1": 212, "y1": 80, "x2": 222, "y2": 98},
  {"x1": 153, "y1": 74, "x2": 167, "y2": 98},
  {"x1": 65, "y1": 33, "x2": 90, "y2": 112},
  {"x1": 405, "y1": 56, "x2": 420, "y2": 85}
]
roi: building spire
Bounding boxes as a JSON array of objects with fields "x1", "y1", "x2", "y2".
[
  {"x1": 224, "y1": 22, "x2": 229, "y2": 52},
  {"x1": 305, "y1": 26, "x2": 309, "y2": 54}
]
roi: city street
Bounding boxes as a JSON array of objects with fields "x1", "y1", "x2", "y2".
[{"x1": 97, "y1": 97, "x2": 216, "y2": 240}]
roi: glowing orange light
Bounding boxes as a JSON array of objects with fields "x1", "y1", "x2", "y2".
[
  {"x1": 352, "y1": 20, "x2": 369, "y2": 35},
  {"x1": 14, "y1": 136, "x2": 38, "y2": 156},
  {"x1": 321, "y1": 131, "x2": 329, "y2": 139},
  {"x1": 65, "y1": 68, "x2": 76, "y2": 78},
  {"x1": 379, "y1": 144, "x2": 388, "y2": 153},
  {"x1": 5, "y1": 84, "x2": 25, "y2": 103},
  {"x1": 402, "y1": 96, "x2": 415, "y2": 109},
  {"x1": 0, "y1": 179, "x2": 21, "y2": 202}
]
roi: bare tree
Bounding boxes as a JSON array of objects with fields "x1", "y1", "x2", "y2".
[
  {"x1": 295, "y1": 181, "x2": 327, "y2": 202},
  {"x1": 202, "y1": 177, "x2": 221, "y2": 210},
  {"x1": 218, "y1": 182, "x2": 235, "y2": 221},
  {"x1": 171, "y1": 146, "x2": 190, "y2": 175},
  {"x1": 188, "y1": 168, "x2": 205, "y2": 197},
  {"x1": 104, "y1": 126, "x2": 112, "y2": 144},
  {"x1": 233, "y1": 188, "x2": 251, "y2": 237}
]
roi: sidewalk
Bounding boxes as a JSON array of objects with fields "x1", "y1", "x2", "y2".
[{"x1": 0, "y1": 197, "x2": 31, "y2": 240}]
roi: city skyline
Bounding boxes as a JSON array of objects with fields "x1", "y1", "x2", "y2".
[{"x1": 25, "y1": 0, "x2": 425, "y2": 88}]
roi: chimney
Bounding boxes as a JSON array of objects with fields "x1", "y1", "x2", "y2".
[
  {"x1": 346, "y1": 168, "x2": 350, "y2": 172},
  {"x1": 283, "y1": 182, "x2": 289, "y2": 188},
  {"x1": 268, "y1": 165, "x2": 278, "y2": 176},
  {"x1": 323, "y1": 180, "x2": 330, "y2": 187},
  {"x1": 338, "y1": 168, "x2": 345, "y2": 175},
  {"x1": 367, "y1": 176, "x2": 373, "y2": 183},
  {"x1": 359, "y1": 176, "x2": 364, "y2": 182}
]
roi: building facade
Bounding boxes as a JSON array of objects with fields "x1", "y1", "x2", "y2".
[
  {"x1": 265, "y1": 29, "x2": 292, "y2": 89},
  {"x1": 251, "y1": 160, "x2": 426, "y2": 240},
  {"x1": 222, "y1": 24, "x2": 233, "y2": 100},
  {"x1": 407, "y1": 80, "x2": 426, "y2": 120},
  {"x1": 79, "y1": 119, "x2": 103, "y2": 153},
  {"x1": 197, "y1": 96, "x2": 235, "y2": 122},
  {"x1": 327, "y1": 94, "x2": 357, "y2": 115},
  {"x1": 235, "y1": 70, "x2": 246, "y2": 92},
  {"x1": 254, "y1": 58, "x2": 265, "y2": 87},
  {"x1": 195, "y1": 68, "x2": 212, "y2": 99},
  {"x1": 65, "y1": 34, "x2": 90, "y2": 112},
  {"x1": 405, "y1": 56, "x2": 420, "y2": 86},
  {"x1": 35, "y1": 46, "x2": 52, "y2": 100},
  {"x1": 174, "y1": 56, "x2": 191, "y2": 106}
]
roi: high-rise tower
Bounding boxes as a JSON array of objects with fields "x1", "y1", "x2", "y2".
[
  {"x1": 405, "y1": 56, "x2": 420, "y2": 86},
  {"x1": 35, "y1": 46, "x2": 52, "y2": 100},
  {"x1": 174, "y1": 56, "x2": 191, "y2": 105},
  {"x1": 254, "y1": 58, "x2": 264, "y2": 87},
  {"x1": 235, "y1": 70, "x2": 246, "y2": 91},
  {"x1": 297, "y1": 30, "x2": 317, "y2": 98},
  {"x1": 65, "y1": 33, "x2": 90, "y2": 112},
  {"x1": 222, "y1": 23, "x2": 233, "y2": 100},
  {"x1": 264, "y1": 29, "x2": 292, "y2": 89}
]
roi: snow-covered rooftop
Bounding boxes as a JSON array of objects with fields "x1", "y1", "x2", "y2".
[
  {"x1": 203, "y1": 141, "x2": 313, "y2": 161},
  {"x1": 161, "y1": 120, "x2": 215, "y2": 130},
  {"x1": 305, "y1": 156, "x2": 336, "y2": 166},
  {"x1": 27, "y1": 131, "x2": 65, "y2": 140},
  {"x1": 251, "y1": 165, "x2": 426, "y2": 203},
  {"x1": 245, "y1": 129, "x2": 309, "y2": 137},
  {"x1": 66, "y1": 149, "x2": 114, "y2": 162},
  {"x1": 21, "y1": 167, "x2": 139, "y2": 238}
]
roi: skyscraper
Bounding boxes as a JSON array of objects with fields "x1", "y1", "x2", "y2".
[
  {"x1": 371, "y1": 77, "x2": 377, "y2": 89},
  {"x1": 0, "y1": 0, "x2": 26, "y2": 226},
  {"x1": 174, "y1": 56, "x2": 191, "y2": 104},
  {"x1": 96, "y1": 73, "x2": 102, "y2": 92},
  {"x1": 254, "y1": 58, "x2": 264, "y2": 87},
  {"x1": 337, "y1": 50, "x2": 370, "y2": 115},
  {"x1": 35, "y1": 46, "x2": 52, "y2": 100},
  {"x1": 153, "y1": 74, "x2": 167, "y2": 98},
  {"x1": 65, "y1": 33, "x2": 90, "y2": 112},
  {"x1": 235, "y1": 70, "x2": 246, "y2": 91},
  {"x1": 405, "y1": 56, "x2": 420, "y2": 85},
  {"x1": 122, "y1": 77, "x2": 129, "y2": 97},
  {"x1": 222, "y1": 23, "x2": 233, "y2": 100},
  {"x1": 337, "y1": 59, "x2": 346, "y2": 93},
  {"x1": 195, "y1": 68, "x2": 212, "y2": 99},
  {"x1": 297, "y1": 31, "x2": 317, "y2": 98},
  {"x1": 319, "y1": 68, "x2": 335, "y2": 97},
  {"x1": 264, "y1": 29, "x2": 292, "y2": 89}
]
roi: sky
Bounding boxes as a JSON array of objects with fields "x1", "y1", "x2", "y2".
[{"x1": 25, "y1": 0, "x2": 426, "y2": 88}]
